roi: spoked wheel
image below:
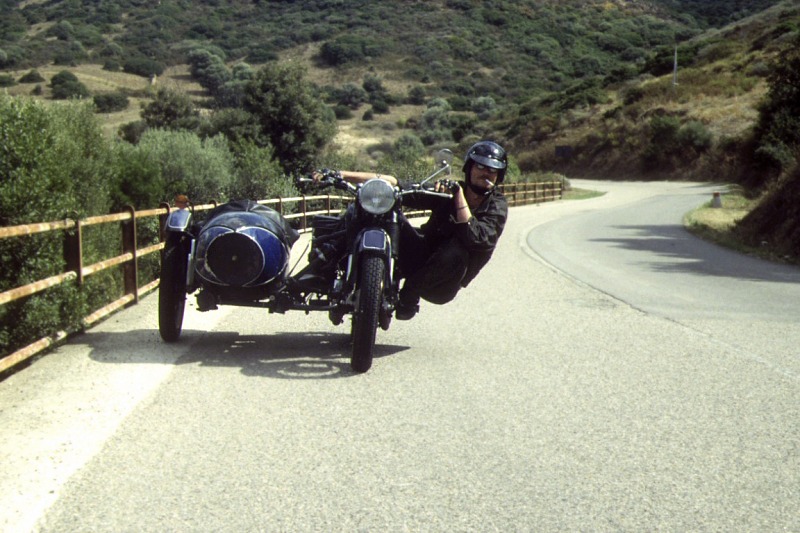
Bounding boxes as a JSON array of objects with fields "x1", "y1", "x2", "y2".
[
  {"x1": 158, "y1": 239, "x2": 189, "y2": 342},
  {"x1": 350, "y1": 255, "x2": 385, "y2": 373}
]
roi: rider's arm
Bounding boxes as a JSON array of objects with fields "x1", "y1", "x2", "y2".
[
  {"x1": 450, "y1": 185, "x2": 471, "y2": 224},
  {"x1": 338, "y1": 171, "x2": 398, "y2": 187}
]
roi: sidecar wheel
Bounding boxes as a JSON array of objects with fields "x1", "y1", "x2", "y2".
[
  {"x1": 351, "y1": 255, "x2": 384, "y2": 373},
  {"x1": 159, "y1": 241, "x2": 188, "y2": 342}
]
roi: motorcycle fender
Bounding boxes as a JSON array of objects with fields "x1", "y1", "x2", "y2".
[
  {"x1": 165, "y1": 208, "x2": 192, "y2": 233},
  {"x1": 360, "y1": 229, "x2": 389, "y2": 254},
  {"x1": 351, "y1": 229, "x2": 394, "y2": 286}
]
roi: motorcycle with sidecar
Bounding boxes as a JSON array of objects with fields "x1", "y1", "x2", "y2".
[{"x1": 158, "y1": 149, "x2": 455, "y2": 372}]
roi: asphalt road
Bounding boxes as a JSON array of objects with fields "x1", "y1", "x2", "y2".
[{"x1": 1, "y1": 180, "x2": 798, "y2": 532}]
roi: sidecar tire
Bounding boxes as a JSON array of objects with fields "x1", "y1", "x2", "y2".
[
  {"x1": 159, "y1": 242, "x2": 188, "y2": 342},
  {"x1": 351, "y1": 255, "x2": 384, "y2": 373}
]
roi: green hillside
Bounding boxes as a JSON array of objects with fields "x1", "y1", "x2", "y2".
[
  {"x1": 0, "y1": 0, "x2": 780, "y2": 105},
  {"x1": 1, "y1": 0, "x2": 791, "y2": 166}
]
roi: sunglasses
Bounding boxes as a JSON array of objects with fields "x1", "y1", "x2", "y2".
[{"x1": 474, "y1": 163, "x2": 499, "y2": 174}]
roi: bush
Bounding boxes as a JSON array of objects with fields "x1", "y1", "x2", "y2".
[
  {"x1": 140, "y1": 87, "x2": 201, "y2": 131},
  {"x1": 0, "y1": 74, "x2": 15, "y2": 87},
  {"x1": 229, "y1": 139, "x2": 293, "y2": 200},
  {"x1": 0, "y1": 96, "x2": 115, "y2": 358},
  {"x1": 132, "y1": 129, "x2": 236, "y2": 204},
  {"x1": 407, "y1": 86, "x2": 426, "y2": 105},
  {"x1": 122, "y1": 57, "x2": 165, "y2": 78},
  {"x1": 319, "y1": 35, "x2": 384, "y2": 66},
  {"x1": 93, "y1": 92, "x2": 130, "y2": 113},
  {"x1": 102, "y1": 60, "x2": 121, "y2": 72},
  {"x1": 751, "y1": 35, "x2": 800, "y2": 181},
  {"x1": 333, "y1": 105, "x2": 353, "y2": 119},
  {"x1": 118, "y1": 120, "x2": 148, "y2": 144},
  {"x1": 371, "y1": 99, "x2": 390, "y2": 114},
  {"x1": 50, "y1": 70, "x2": 90, "y2": 100},
  {"x1": 677, "y1": 120, "x2": 713, "y2": 152},
  {"x1": 19, "y1": 70, "x2": 45, "y2": 83}
]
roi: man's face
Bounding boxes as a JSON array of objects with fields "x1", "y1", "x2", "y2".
[{"x1": 469, "y1": 163, "x2": 499, "y2": 191}]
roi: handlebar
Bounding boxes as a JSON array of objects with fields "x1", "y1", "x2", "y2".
[{"x1": 298, "y1": 169, "x2": 455, "y2": 200}]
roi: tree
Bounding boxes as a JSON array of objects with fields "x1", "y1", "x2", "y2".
[
  {"x1": 751, "y1": 35, "x2": 800, "y2": 179},
  {"x1": 140, "y1": 87, "x2": 201, "y2": 131},
  {"x1": 188, "y1": 49, "x2": 231, "y2": 97},
  {"x1": 243, "y1": 62, "x2": 337, "y2": 174}
]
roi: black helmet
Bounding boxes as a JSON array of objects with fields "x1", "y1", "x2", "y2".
[{"x1": 463, "y1": 141, "x2": 508, "y2": 184}]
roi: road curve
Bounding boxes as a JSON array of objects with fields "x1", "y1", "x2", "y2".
[{"x1": 1, "y1": 180, "x2": 798, "y2": 532}]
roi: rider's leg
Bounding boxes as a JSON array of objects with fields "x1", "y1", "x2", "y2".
[{"x1": 398, "y1": 237, "x2": 469, "y2": 315}]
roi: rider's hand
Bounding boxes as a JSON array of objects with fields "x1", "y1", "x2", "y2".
[
  {"x1": 311, "y1": 169, "x2": 328, "y2": 183},
  {"x1": 435, "y1": 179, "x2": 460, "y2": 194}
]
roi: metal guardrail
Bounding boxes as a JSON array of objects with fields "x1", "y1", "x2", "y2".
[{"x1": 0, "y1": 181, "x2": 561, "y2": 372}]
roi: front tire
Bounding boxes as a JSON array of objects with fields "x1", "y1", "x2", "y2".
[
  {"x1": 159, "y1": 240, "x2": 189, "y2": 342},
  {"x1": 351, "y1": 255, "x2": 385, "y2": 373}
]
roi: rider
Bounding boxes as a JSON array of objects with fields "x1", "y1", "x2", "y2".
[
  {"x1": 395, "y1": 140, "x2": 509, "y2": 319},
  {"x1": 305, "y1": 140, "x2": 509, "y2": 320}
]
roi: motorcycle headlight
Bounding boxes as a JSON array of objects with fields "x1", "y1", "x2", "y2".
[{"x1": 358, "y1": 178, "x2": 396, "y2": 215}]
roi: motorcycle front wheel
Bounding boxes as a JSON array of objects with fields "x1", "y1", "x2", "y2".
[
  {"x1": 158, "y1": 240, "x2": 188, "y2": 342},
  {"x1": 351, "y1": 255, "x2": 385, "y2": 373}
]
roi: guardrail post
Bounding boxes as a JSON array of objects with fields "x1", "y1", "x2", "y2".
[
  {"x1": 300, "y1": 195, "x2": 307, "y2": 231},
  {"x1": 63, "y1": 217, "x2": 83, "y2": 286},
  {"x1": 158, "y1": 202, "x2": 171, "y2": 242},
  {"x1": 122, "y1": 206, "x2": 139, "y2": 303}
]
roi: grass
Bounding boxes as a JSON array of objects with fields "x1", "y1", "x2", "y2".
[
  {"x1": 563, "y1": 187, "x2": 606, "y2": 201},
  {"x1": 681, "y1": 190, "x2": 796, "y2": 263},
  {"x1": 3, "y1": 64, "x2": 205, "y2": 137}
]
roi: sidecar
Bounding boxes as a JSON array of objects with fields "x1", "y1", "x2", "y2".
[{"x1": 158, "y1": 199, "x2": 299, "y2": 342}]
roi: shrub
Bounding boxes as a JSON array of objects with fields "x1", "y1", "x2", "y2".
[
  {"x1": 19, "y1": 70, "x2": 45, "y2": 83},
  {"x1": 319, "y1": 35, "x2": 384, "y2": 66},
  {"x1": 332, "y1": 83, "x2": 367, "y2": 109},
  {"x1": 334, "y1": 105, "x2": 353, "y2": 119},
  {"x1": 677, "y1": 121, "x2": 713, "y2": 152},
  {"x1": 393, "y1": 133, "x2": 425, "y2": 161},
  {"x1": 229, "y1": 139, "x2": 292, "y2": 200},
  {"x1": 50, "y1": 70, "x2": 90, "y2": 100},
  {"x1": 134, "y1": 129, "x2": 235, "y2": 204},
  {"x1": 122, "y1": 57, "x2": 165, "y2": 77},
  {"x1": 140, "y1": 87, "x2": 201, "y2": 131},
  {"x1": 407, "y1": 86, "x2": 426, "y2": 105},
  {"x1": 118, "y1": 120, "x2": 148, "y2": 144},
  {"x1": 371, "y1": 99, "x2": 390, "y2": 114},
  {"x1": 93, "y1": 92, "x2": 130, "y2": 113},
  {"x1": 0, "y1": 74, "x2": 15, "y2": 87},
  {"x1": 0, "y1": 96, "x2": 115, "y2": 358},
  {"x1": 102, "y1": 60, "x2": 121, "y2": 72},
  {"x1": 750, "y1": 35, "x2": 800, "y2": 181}
]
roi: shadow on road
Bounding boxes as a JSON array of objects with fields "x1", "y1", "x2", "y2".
[
  {"x1": 85, "y1": 328, "x2": 409, "y2": 379},
  {"x1": 592, "y1": 224, "x2": 800, "y2": 283}
]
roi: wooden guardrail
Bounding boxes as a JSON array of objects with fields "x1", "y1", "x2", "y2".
[{"x1": 0, "y1": 181, "x2": 560, "y2": 373}]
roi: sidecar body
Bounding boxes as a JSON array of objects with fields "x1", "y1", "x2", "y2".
[{"x1": 160, "y1": 200, "x2": 300, "y2": 325}]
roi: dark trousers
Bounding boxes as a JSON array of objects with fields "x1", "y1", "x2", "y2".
[{"x1": 399, "y1": 221, "x2": 469, "y2": 305}]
